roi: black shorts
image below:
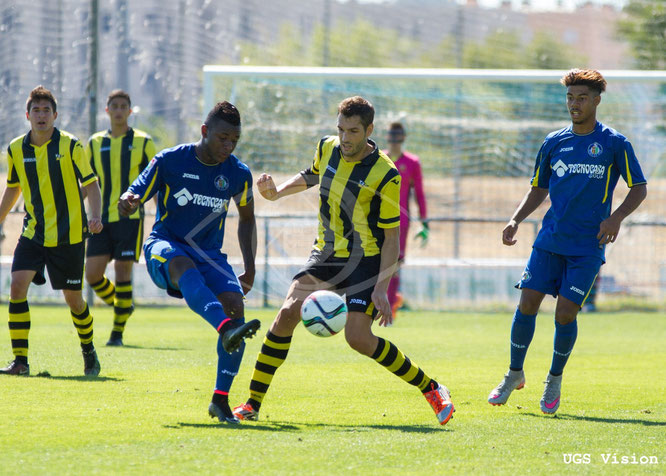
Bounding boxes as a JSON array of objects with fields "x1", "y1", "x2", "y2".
[
  {"x1": 12, "y1": 236, "x2": 85, "y2": 290},
  {"x1": 86, "y1": 219, "x2": 143, "y2": 261},
  {"x1": 294, "y1": 250, "x2": 382, "y2": 318}
]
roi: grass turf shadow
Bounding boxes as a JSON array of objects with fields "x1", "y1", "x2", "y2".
[{"x1": 169, "y1": 420, "x2": 445, "y2": 433}]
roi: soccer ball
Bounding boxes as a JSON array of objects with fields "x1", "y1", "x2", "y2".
[{"x1": 300, "y1": 290, "x2": 348, "y2": 337}]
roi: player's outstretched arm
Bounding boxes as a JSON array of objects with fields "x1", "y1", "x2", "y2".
[
  {"x1": 118, "y1": 191, "x2": 141, "y2": 217},
  {"x1": 83, "y1": 181, "x2": 103, "y2": 234},
  {"x1": 0, "y1": 187, "x2": 21, "y2": 225},
  {"x1": 503, "y1": 186, "x2": 549, "y2": 246},
  {"x1": 237, "y1": 199, "x2": 257, "y2": 295},
  {"x1": 257, "y1": 173, "x2": 309, "y2": 201},
  {"x1": 372, "y1": 226, "x2": 400, "y2": 327},
  {"x1": 597, "y1": 183, "x2": 647, "y2": 245}
]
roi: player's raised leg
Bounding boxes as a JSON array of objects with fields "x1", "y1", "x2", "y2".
[
  {"x1": 345, "y1": 311, "x2": 454, "y2": 425},
  {"x1": 233, "y1": 274, "x2": 323, "y2": 421},
  {"x1": 208, "y1": 290, "x2": 257, "y2": 424}
]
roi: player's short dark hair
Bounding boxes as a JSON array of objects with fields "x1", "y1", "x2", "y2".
[
  {"x1": 205, "y1": 101, "x2": 241, "y2": 127},
  {"x1": 107, "y1": 89, "x2": 131, "y2": 106},
  {"x1": 26, "y1": 85, "x2": 57, "y2": 113},
  {"x1": 338, "y1": 96, "x2": 374, "y2": 130},
  {"x1": 560, "y1": 69, "x2": 607, "y2": 94},
  {"x1": 388, "y1": 122, "x2": 405, "y2": 134}
]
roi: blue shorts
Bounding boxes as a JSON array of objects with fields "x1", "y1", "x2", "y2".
[
  {"x1": 144, "y1": 234, "x2": 243, "y2": 299},
  {"x1": 517, "y1": 247, "x2": 602, "y2": 306}
]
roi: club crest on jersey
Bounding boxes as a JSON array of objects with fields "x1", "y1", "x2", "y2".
[
  {"x1": 214, "y1": 175, "x2": 229, "y2": 191},
  {"x1": 587, "y1": 142, "x2": 603, "y2": 157}
]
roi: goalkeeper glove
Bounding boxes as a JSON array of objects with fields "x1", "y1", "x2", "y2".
[{"x1": 414, "y1": 221, "x2": 429, "y2": 247}]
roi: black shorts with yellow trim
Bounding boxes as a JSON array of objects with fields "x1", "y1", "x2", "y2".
[
  {"x1": 294, "y1": 249, "x2": 381, "y2": 318},
  {"x1": 12, "y1": 236, "x2": 85, "y2": 290},
  {"x1": 86, "y1": 218, "x2": 143, "y2": 262}
]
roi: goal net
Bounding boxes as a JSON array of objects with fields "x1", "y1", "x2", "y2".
[{"x1": 203, "y1": 67, "x2": 666, "y2": 309}]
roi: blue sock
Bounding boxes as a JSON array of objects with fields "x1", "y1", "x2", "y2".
[
  {"x1": 215, "y1": 317, "x2": 245, "y2": 393},
  {"x1": 550, "y1": 320, "x2": 578, "y2": 376},
  {"x1": 510, "y1": 308, "x2": 537, "y2": 371},
  {"x1": 177, "y1": 268, "x2": 229, "y2": 331}
]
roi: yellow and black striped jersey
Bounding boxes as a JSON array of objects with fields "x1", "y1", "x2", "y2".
[
  {"x1": 301, "y1": 136, "x2": 401, "y2": 258},
  {"x1": 6, "y1": 128, "x2": 97, "y2": 247},
  {"x1": 86, "y1": 128, "x2": 155, "y2": 223}
]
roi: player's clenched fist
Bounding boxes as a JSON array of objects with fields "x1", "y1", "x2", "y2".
[
  {"x1": 257, "y1": 173, "x2": 279, "y2": 201},
  {"x1": 118, "y1": 191, "x2": 141, "y2": 216},
  {"x1": 502, "y1": 220, "x2": 518, "y2": 246},
  {"x1": 88, "y1": 217, "x2": 103, "y2": 234}
]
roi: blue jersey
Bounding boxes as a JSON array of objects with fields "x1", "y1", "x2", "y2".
[
  {"x1": 531, "y1": 121, "x2": 646, "y2": 261},
  {"x1": 128, "y1": 143, "x2": 253, "y2": 252}
]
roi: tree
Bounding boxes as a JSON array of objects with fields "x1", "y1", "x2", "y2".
[{"x1": 617, "y1": 0, "x2": 666, "y2": 69}]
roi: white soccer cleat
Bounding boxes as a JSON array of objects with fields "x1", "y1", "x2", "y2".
[
  {"x1": 540, "y1": 373, "x2": 562, "y2": 414},
  {"x1": 488, "y1": 369, "x2": 525, "y2": 405}
]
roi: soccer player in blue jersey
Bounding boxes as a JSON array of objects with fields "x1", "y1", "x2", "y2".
[
  {"x1": 118, "y1": 101, "x2": 261, "y2": 423},
  {"x1": 488, "y1": 69, "x2": 647, "y2": 414}
]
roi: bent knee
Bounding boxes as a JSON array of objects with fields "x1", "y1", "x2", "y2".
[{"x1": 345, "y1": 331, "x2": 375, "y2": 356}]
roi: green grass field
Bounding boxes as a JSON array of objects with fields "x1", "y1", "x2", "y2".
[{"x1": 0, "y1": 306, "x2": 664, "y2": 475}]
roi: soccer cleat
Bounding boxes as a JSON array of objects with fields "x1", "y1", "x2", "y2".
[
  {"x1": 106, "y1": 331, "x2": 124, "y2": 347},
  {"x1": 424, "y1": 383, "x2": 455, "y2": 425},
  {"x1": 106, "y1": 336, "x2": 123, "y2": 346},
  {"x1": 488, "y1": 369, "x2": 526, "y2": 406},
  {"x1": 82, "y1": 348, "x2": 101, "y2": 376},
  {"x1": 540, "y1": 373, "x2": 562, "y2": 414},
  {"x1": 221, "y1": 319, "x2": 261, "y2": 354},
  {"x1": 208, "y1": 402, "x2": 240, "y2": 424},
  {"x1": 0, "y1": 359, "x2": 30, "y2": 376},
  {"x1": 232, "y1": 402, "x2": 259, "y2": 421}
]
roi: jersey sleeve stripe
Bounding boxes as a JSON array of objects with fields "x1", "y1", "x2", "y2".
[
  {"x1": 140, "y1": 167, "x2": 159, "y2": 203},
  {"x1": 602, "y1": 163, "x2": 613, "y2": 204},
  {"x1": 378, "y1": 216, "x2": 400, "y2": 225},
  {"x1": 624, "y1": 150, "x2": 633, "y2": 187},
  {"x1": 80, "y1": 173, "x2": 97, "y2": 186}
]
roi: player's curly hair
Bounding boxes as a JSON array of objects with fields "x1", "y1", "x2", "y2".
[
  {"x1": 338, "y1": 96, "x2": 374, "y2": 130},
  {"x1": 26, "y1": 85, "x2": 57, "y2": 112},
  {"x1": 205, "y1": 101, "x2": 241, "y2": 127},
  {"x1": 560, "y1": 69, "x2": 607, "y2": 94},
  {"x1": 107, "y1": 89, "x2": 131, "y2": 106}
]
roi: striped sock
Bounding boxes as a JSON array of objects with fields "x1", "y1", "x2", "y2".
[
  {"x1": 91, "y1": 276, "x2": 115, "y2": 306},
  {"x1": 247, "y1": 331, "x2": 292, "y2": 410},
  {"x1": 112, "y1": 281, "x2": 133, "y2": 334},
  {"x1": 371, "y1": 337, "x2": 436, "y2": 392},
  {"x1": 8, "y1": 299, "x2": 30, "y2": 361},
  {"x1": 71, "y1": 304, "x2": 94, "y2": 346}
]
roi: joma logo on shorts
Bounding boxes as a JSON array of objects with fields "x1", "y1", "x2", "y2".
[
  {"x1": 121, "y1": 250, "x2": 135, "y2": 256},
  {"x1": 66, "y1": 279, "x2": 81, "y2": 285},
  {"x1": 570, "y1": 285, "x2": 585, "y2": 296},
  {"x1": 349, "y1": 298, "x2": 366, "y2": 305}
]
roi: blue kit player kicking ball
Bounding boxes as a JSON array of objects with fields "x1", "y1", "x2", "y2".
[
  {"x1": 118, "y1": 101, "x2": 261, "y2": 423},
  {"x1": 488, "y1": 69, "x2": 647, "y2": 414}
]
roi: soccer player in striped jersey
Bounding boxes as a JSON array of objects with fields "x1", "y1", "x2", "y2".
[
  {"x1": 0, "y1": 86, "x2": 104, "y2": 377},
  {"x1": 233, "y1": 96, "x2": 454, "y2": 426},
  {"x1": 488, "y1": 69, "x2": 648, "y2": 414},
  {"x1": 85, "y1": 90, "x2": 156, "y2": 346},
  {"x1": 383, "y1": 122, "x2": 428, "y2": 318},
  {"x1": 118, "y1": 101, "x2": 260, "y2": 423}
]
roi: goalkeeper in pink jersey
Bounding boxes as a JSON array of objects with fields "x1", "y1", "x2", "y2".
[{"x1": 384, "y1": 122, "x2": 428, "y2": 318}]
